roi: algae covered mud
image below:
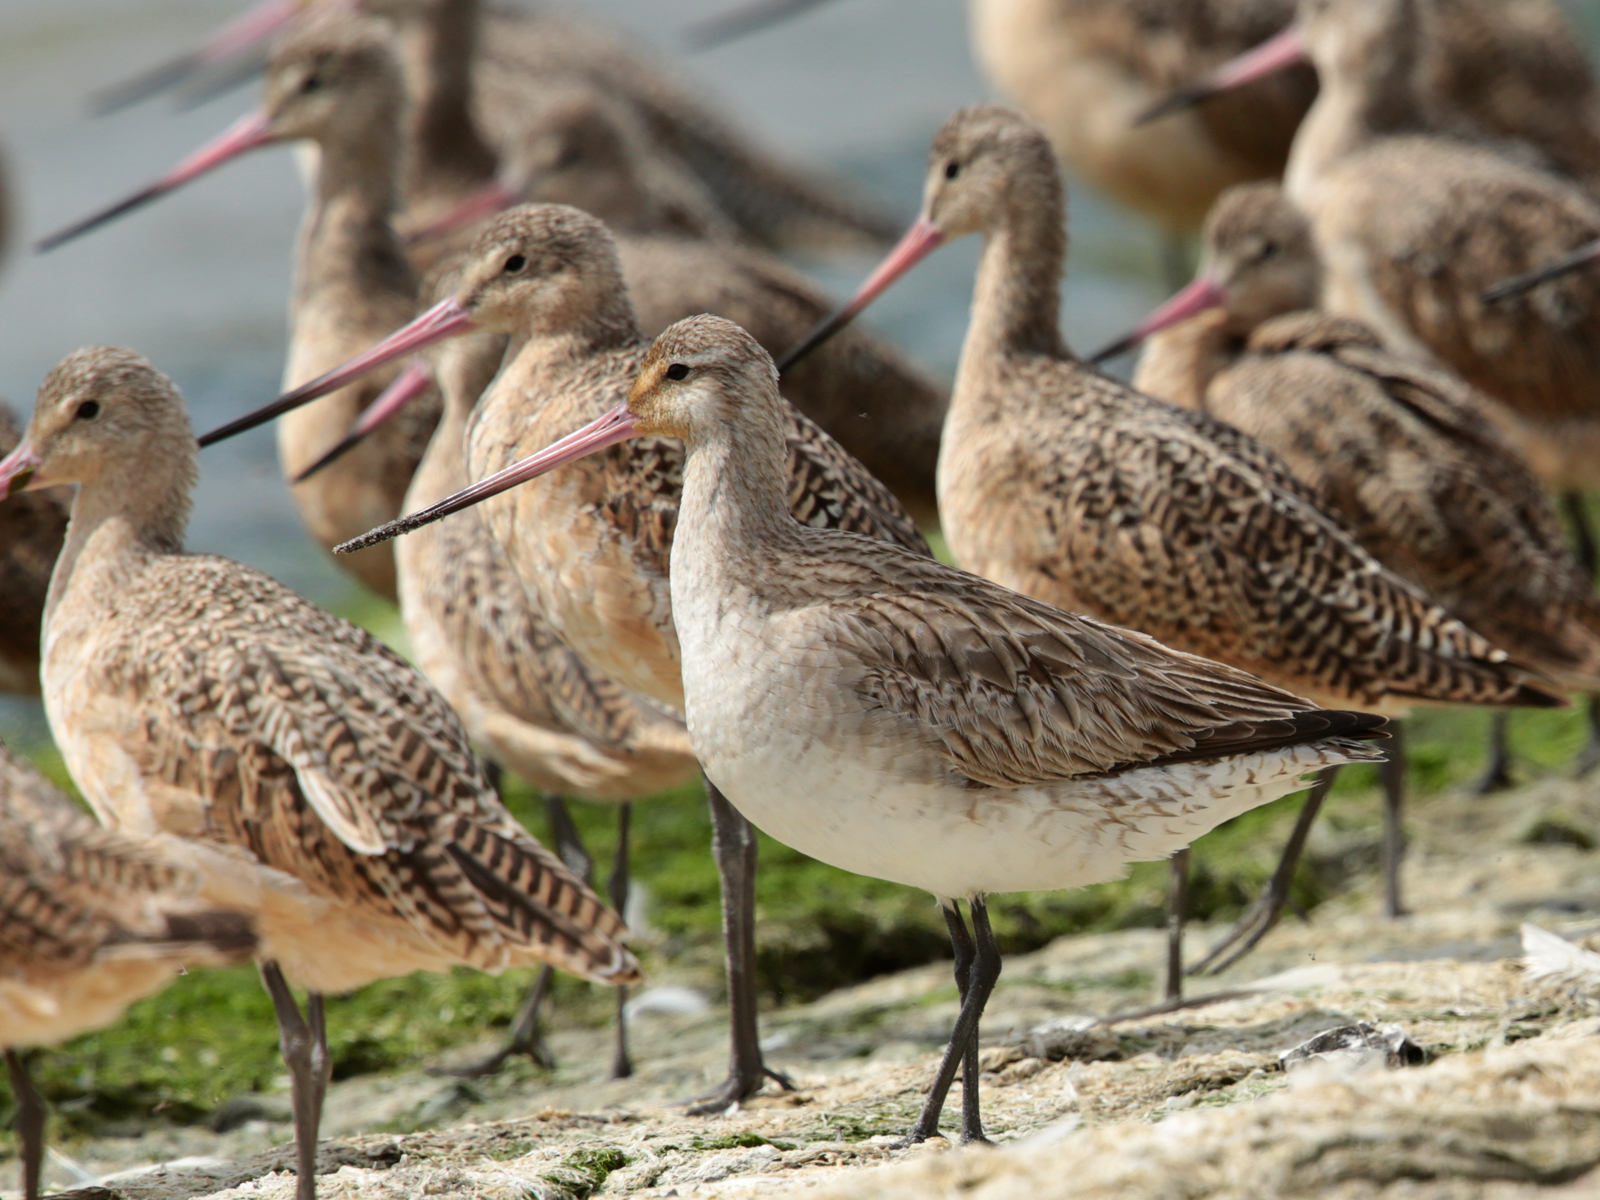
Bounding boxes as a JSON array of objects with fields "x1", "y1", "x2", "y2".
[{"x1": 10, "y1": 766, "x2": 1600, "y2": 1198}]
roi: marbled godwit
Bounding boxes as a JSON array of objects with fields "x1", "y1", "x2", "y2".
[
  {"x1": 42, "y1": 16, "x2": 441, "y2": 603},
  {"x1": 355, "y1": 310, "x2": 1390, "y2": 1142},
  {"x1": 777, "y1": 107, "x2": 1562, "y2": 983},
  {"x1": 1094, "y1": 181, "x2": 1600, "y2": 961},
  {"x1": 0, "y1": 742, "x2": 256, "y2": 1200},
  {"x1": 0, "y1": 404, "x2": 68, "y2": 696},
  {"x1": 221, "y1": 202, "x2": 931, "y2": 1111},
  {"x1": 380, "y1": 329, "x2": 698, "y2": 1078},
  {"x1": 0, "y1": 347, "x2": 638, "y2": 1200}
]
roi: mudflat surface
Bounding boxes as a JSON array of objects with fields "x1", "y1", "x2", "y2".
[{"x1": 19, "y1": 776, "x2": 1600, "y2": 1200}]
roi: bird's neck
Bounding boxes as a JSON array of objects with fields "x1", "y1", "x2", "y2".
[
  {"x1": 1135, "y1": 309, "x2": 1245, "y2": 413},
  {"x1": 675, "y1": 408, "x2": 797, "y2": 593},
  {"x1": 396, "y1": 0, "x2": 499, "y2": 204},
  {"x1": 958, "y1": 183, "x2": 1071, "y2": 398},
  {"x1": 45, "y1": 460, "x2": 193, "y2": 633},
  {"x1": 1289, "y1": 22, "x2": 1425, "y2": 194}
]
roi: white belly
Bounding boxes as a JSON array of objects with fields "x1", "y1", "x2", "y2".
[{"x1": 694, "y1": 709, "x2": 1356, "y2": 900}]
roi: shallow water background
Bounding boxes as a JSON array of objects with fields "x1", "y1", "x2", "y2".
[{"x1": 3, "y1": 0, "x2": 1597, "y2": 746}]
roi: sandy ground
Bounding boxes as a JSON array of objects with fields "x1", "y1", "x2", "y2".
[{"x1": 18, "y1": 776, "x2": 1600, "y2": 1200}]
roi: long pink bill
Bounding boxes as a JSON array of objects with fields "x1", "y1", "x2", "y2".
[
  {"x1": 1135, "y1": 25, "x2": 1309, "y2": 126},
  {"x1": 37, "y1": 110, "x2": 277, "y2": 253},
  {"x1": 1482, "y1": 237, "x2": 1600, "y2": 304},
  {"x1": 775, "y1": 216, "x2": 945, "y2": 373},
  {"x1": 406, "y1": 180, "x2": 520, "y2": 246},
  {"x1": 0, "y1": 442, "x2": 44, "y2": 498},
  {"x1": 199, "y1": 298, "x2": 475, "y2": 447},
  {"x1": 89, "y1": 0, "x2": 301, "y2": 115},
  {"x1": 295, "y1": 359, "x2": 435, "y2": 484},
  {"x1": 1087, "y1": 276, "x2": 1227, "y2": 364},
  {"x1": 335, "y1": 403, "x2": 640, "y2": 554}
]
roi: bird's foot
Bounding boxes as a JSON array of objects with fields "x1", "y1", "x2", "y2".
[
  {"x1": 1469, "y1": 758, "x2": 1514, "y2": 795},
  {"x1": 429, "y1": 1033, "x2": 556, "y2": 1079},
  {"x1": 684, "y1": 1064, "x2": 794, "y2": 1115},
  {"x1": 1188, "y1": 889, "x2": 1284, "y2": 977}
]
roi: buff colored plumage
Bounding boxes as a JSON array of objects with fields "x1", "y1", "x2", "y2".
[{"x1": 0, "y1": 347, "x2": 635, "y2": 1200}]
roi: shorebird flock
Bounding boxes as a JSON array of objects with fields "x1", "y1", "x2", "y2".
[{"x1": 5, "y1": 0, "x2": 1600, "y2": 1189}]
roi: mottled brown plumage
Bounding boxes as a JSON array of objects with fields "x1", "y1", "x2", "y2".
[
  {"x1": 1134, "y1": 182, "x2": 1600, "y2": 695},
  {"x1": 0, "y1": 741, "x2": 256, "y2": 1050},
  {"x1": 1283, "y1": 0, "x2": 1600, "y2": 447},
  {"x1": 912, "y1": 108, "x2": 1553, "y2": 715},
  {"x1": 2, "y1": 345, "x2": 636, "y2": 1200},
  {"x1": 0, "y1": 403, "x2": 68, "y2": 695}
]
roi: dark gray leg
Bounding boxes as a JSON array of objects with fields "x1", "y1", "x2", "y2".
[
  {"x1": 1165, "y1": 848, "x2": 1190, "y2": 1001},
  {"x1": 1574, "y1": 697, "x2": 1600, "y2": 779},
  {"x1": 1472, "y1": 711, "x2": 1514, "y2": 795},
  {"x1": 687, "y1": 780, "x2": 793, "y2": 1114},
  {"x1": 939, "y1": 902, "x2": 983, "y2": 1141},
  {"x1": 1561, "y1": 492, "x2": 1600, "y2": 776},
  {"x1": 905, "y1": 898, "x2": 1000, "y2": 1145},
  {"x1": 1381, "y1": 723, "x2": 1408, "y2": 919},
  {"x1": 439, "y1": 794, "x2": 588, "y2": 1077},
  {"x1": 5, "y1": 1050, "x2": 44, "y2": 1200},
  {"x1": 260, "y1": 962, "x2": 327, "y2": 1200},
  {"x1": 609, "y1": 802, "x2": 634, "y2": 1081},
  {"x1": 1190, "y1": 766, "x2": 1341, "y2": 976}
]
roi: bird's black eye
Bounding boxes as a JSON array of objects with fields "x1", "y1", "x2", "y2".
[
  {"x1": 300, "y1": 73, "x2": 322, "y2": 94},
  {"x1": 504, "y1": 254, "x2": 527, "y2": 274},
  {"x1": 944, "y1": 160, "x2": 960, "y2": 180},
  {"x1": 665, "y1": 363, "x2": 689, "y2": 381},
  {"x1": 1259, "y1": 241, "x2": 1279, "y2": 260},
  {"x1": 75, "y1": 400, "x2": 100, "y2": 421}
]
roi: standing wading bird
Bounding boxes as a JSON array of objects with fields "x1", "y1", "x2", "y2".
[
  {"x1": 201, "y1": 202, "x2": 933, "y2": 1112},
  {"x1": 337, "y1": 312, "x2": 1392, "y2": 1145},
  {"x1": 40, "y1": 16, "x2": 443, "y2": 604},
  {"x1": 1136, "y1": 0, "x2": 1600, "y2": 768},
  {"x1": 773, "y1": 107, "x2": 1562, "y2": 992},
  {"x1": 0, "y1": 403, "x2": 68, "y2": 695},
  {"x1": 0, "y1": 347, "x2": 639, "y2": 1200},
  {"x1": 342, "y1": 326, "x2": 700, "y2": 1078},
  {"x1": 1086, "y1": 182, "x2": 1600, "y2": 967},
  {"x1": 1, "y1": 741, "x2": 257, "y2": 1200}
]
